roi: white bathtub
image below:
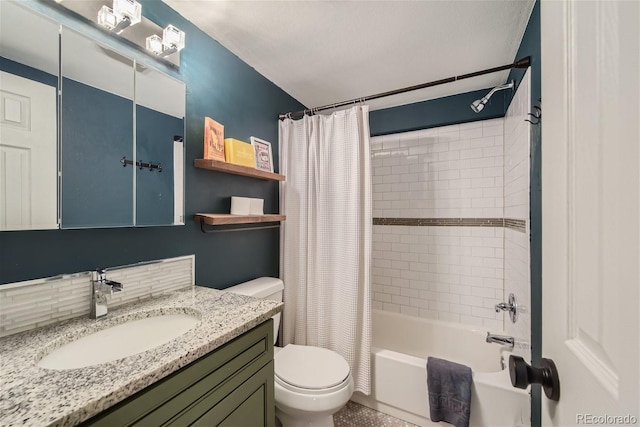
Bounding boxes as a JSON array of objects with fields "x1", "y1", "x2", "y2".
[{"x1": 351, "y1": 309, "x2": 530, "y2": 427}]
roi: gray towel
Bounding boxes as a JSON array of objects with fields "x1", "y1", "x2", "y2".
[{"x1": 426, "y1": 356, "x2": 472, "y2": 427}]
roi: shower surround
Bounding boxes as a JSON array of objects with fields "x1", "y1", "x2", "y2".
[
  {"x1": 371, "y1": 76, "x2": 532, "y2": 351},
  {"x1": 371, "y1": 118, "x2": 506, "y2": 330}
]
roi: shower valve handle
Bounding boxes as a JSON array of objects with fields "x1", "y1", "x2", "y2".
[
  {"x1": 494, "y1": 293, "x2": 519, "y2": 323},
  {"x1": 495, "y1": 302, "x2": 513, "y2": 312}
]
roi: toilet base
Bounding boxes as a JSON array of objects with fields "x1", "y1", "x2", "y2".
[{"x1": 275, "y1": 407, "x2": 335, "y2": 427}]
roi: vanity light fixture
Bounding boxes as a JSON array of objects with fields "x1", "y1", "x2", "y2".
[
  {"x1": 145, "y1": 25, "x2": 186, "y2": 57},
  {"x1": 145, "y1": 34, "x2": 164, "y2": 55},
  {"x1": 97, "y1": 0, "x2": 142, "y2": 34}
]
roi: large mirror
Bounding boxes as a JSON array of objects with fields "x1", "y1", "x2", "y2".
[
  {"x1": 0, "y1": 1, "x2": 185, "y2": 230},
  {"x1": 0, "y1": 1, "x2": 59, "y2": 231}
]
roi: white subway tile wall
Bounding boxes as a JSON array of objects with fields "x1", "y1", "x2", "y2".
[
  {"x1": 371, "y1": 118, "x2": 506, "y2": 328},
  {"x1": 0, "y1": 255, "x2": 195, "y2": 337},
  {"x1": 503, "y1": 70, "x2": 532, "y2": 360},
  {"x1": 372, "y1": 225, "x2": 504, "y2": 330},
  {"x1": 505, "y1": 228, "x2": 531, "y2": 358},
  {"x1": 371, "y1": 119, "x2": 505, "y2": 219}
]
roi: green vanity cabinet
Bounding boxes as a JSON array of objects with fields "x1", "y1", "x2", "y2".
[{"x1": 82, "y1": 320, "x2": 275, "y2": 427}]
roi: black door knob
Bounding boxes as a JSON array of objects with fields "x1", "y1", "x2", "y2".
[{"x1": 509, "y1": 355, "x2": 561, "y2": 401}]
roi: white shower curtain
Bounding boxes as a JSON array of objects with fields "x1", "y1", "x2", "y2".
[{"x1": 279, "y1": 105, "x2": 372, "y2": 395}]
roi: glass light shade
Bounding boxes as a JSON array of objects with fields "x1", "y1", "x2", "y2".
[
  {"x1": 97, "y1": 5, "x2": 118, "y2": 30},
  {"x1": 162, "y1": 25, "x2": 185, "y2": 51},
  {"x1": 113, "y1": 0, "x2": 141, "y2": 26},
  {"x1": 145, "y1": 34, "x2": 164, "y2": 55}
]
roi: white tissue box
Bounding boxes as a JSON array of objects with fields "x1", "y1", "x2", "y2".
[
  {"x1": 249, "y1": 198, "x2": 264, "y2": 215},
  {"x1": 230, "y1": 196, "x2": 251, "y2": 215}
]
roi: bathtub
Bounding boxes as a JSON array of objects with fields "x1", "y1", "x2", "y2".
[{"x1": 351, "y1": 309, "x2": 530, "y2": 427}]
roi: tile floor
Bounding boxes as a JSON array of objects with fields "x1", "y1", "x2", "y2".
[{"x1": 334, "y1": 401, "x2": 420, "y2": 427}]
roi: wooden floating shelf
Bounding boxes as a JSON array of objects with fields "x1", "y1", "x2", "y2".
[
  {"x1": 195, "y1": 213, "x2": 286, "y2": 226},
  {"x1": 194, "y1": 159, "x2": 285, "y2": 181}
]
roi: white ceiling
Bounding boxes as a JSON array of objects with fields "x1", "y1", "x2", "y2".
[{"x1": 163, "y1": 0, "x2": 535, "y2": 111}]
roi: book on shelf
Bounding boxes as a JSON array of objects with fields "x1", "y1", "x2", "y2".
[
  {"x1": 204, "y1": 117, "x2": 225, "y2": 161},
  {"x1": 224, "y1": 138, "x2": 256, "y2": 168}
]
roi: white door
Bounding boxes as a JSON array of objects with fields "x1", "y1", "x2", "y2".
[
  {"x1": 541, "y1": 0, "x2": 639, "y2": 425},
  {"x1": 0, "y1": 71, "x2": 57, "y2": 230}
]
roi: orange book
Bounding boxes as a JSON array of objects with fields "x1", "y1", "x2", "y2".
[{"x1": 203, "y1": 117, "x2": 225, "y2": 161}]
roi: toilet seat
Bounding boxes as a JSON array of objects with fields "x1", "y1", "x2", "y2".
[
  {"x1": 275, "y1": 373, "x2": 353, "y2": 395},
  {"x1": 274, "y1": 344, "x2": 351, "y2": 393}
]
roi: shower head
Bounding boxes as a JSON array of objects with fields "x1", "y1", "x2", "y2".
[
  {"x1": 470, "y1": 99, "x2": 486, "y2": 113},
  {"x1": 470, "y1": 81, "x2": 515, "y2": 113}
]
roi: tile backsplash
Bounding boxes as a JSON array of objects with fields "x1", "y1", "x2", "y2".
[{"x1": 0, "y1": 255, "x2": 194, "y2": 337}]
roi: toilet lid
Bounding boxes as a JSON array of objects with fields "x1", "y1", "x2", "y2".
[{"x1": 274, "y1": 344, "x2": 351, "y2": 389}]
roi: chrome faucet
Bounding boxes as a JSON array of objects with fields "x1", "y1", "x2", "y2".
[
  {"x1": 486, "y1": 332, "x2": 515, "y2": 348},
  {"x1": 90, "y1": 269, "x2": 123, "y2": 319}
]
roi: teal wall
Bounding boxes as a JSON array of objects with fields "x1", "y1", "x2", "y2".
[
  {"x1": 370, "y1": 89, "x2": 507, "y2": 137},
  {"x1": 509, "y1": 2, "x2": 542, "y2": 426},
  {"x1": 0, "y1": 0, "x2": 304, "y2": 287}
]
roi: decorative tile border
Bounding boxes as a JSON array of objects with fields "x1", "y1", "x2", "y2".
[
  {"x1": 373, "y1": 217, "x2": 505, "y2": 227},
  {"x1": 504, "y1": 218, "x2": 527, "y2": 233},
  {"x1": 373, "y1": 217, "x2": 527, "y2": 233}
]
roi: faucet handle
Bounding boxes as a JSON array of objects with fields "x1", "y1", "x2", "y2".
[
  {"x1": 495, "y1": 302, "x2": 511, "y2": 312},
  {"x1": 495, "y1": 293, "x2": 519, "y2": 323}
]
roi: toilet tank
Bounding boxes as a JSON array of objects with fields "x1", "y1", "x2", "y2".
[{"x1": 225, "y1": 277, "x2": 283, "y2": 345}]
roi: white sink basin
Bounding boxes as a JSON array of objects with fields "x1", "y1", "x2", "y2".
[{"x1": 38, "y1": 313, "x2": 200, "y2": 370}]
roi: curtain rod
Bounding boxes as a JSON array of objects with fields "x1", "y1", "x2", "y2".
[{"x1": 279, "y1": 56, "x2": 530, "y2": 120}]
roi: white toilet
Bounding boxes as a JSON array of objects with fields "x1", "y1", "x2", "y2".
[{"x1": 226, "y1": 277, "x2": 354, "y2": 427}]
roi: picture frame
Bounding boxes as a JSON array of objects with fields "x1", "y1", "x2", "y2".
[
  {"x1": 250, "y1": 136, "x2": 274, "y2": 173},
  {"x1": 204, "y1": 117, "x2": 225, "y2": 161}
]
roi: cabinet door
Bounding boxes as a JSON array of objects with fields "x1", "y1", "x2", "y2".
[
  {"x1": 193, "y1": 361, "x2": 275, "y2": 427},
  {"x1": 82, "y1": 320, "x2": 273, "y2": 427}
]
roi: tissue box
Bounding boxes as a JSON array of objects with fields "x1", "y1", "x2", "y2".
[
  {"x1": 249, "y1": 198, "x2": 264, "y2": 215},
  {"x1": 230, "y1": 196, "x2": 264, "y2": 215},
  {"x1": 224, "y1": 138, "x2": 255, "y2": 168},
  {"x1": 230, "y1": 196, "x2": 251, "y2": 215}
]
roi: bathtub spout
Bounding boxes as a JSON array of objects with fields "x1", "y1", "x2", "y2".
[{"x1": 486, "y1": 332, "x2": 515, "y2": 348}]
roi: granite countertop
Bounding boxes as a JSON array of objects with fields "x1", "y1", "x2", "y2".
[{"x1": 0, "y1": 286, "x2": 283, "y2": 427}]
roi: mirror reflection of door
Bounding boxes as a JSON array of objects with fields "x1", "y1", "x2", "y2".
[
  {"x1": 60, "y1": 27, "x2": 134, "y2": 228},
  {"x1": 0, "y1": 2, "x2": 58, "y2": 231}
]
